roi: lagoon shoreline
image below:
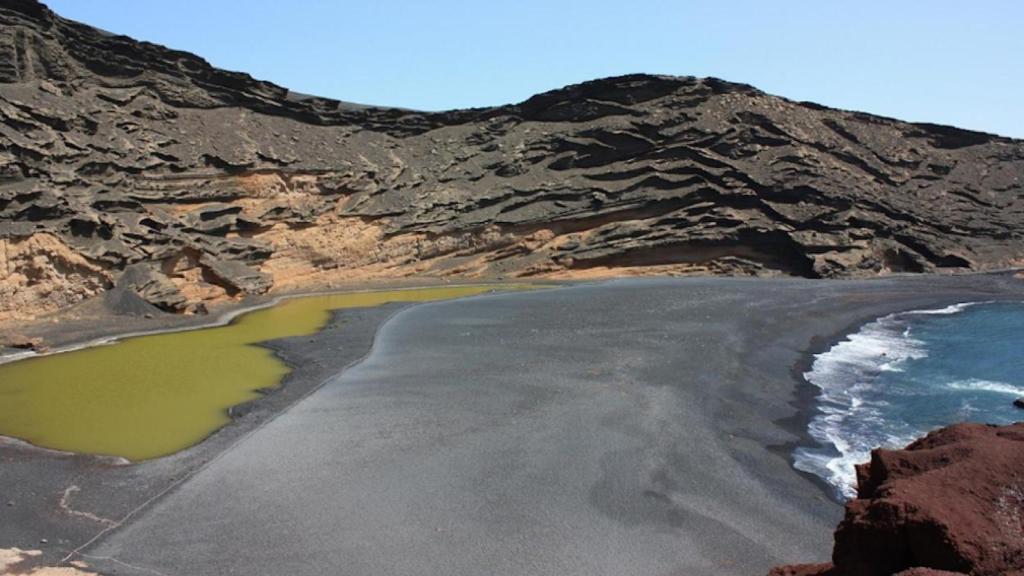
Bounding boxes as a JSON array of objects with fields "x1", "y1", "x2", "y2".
[
  {"x1": 2, "y1": 273, "x2": 1024, "y2": 575},
  {"x1": 0, "y1": 298, "x2": 421, "y2": 568},
  {"x1": 1, "y1": 278, "x2": 563, "y2": 364}
]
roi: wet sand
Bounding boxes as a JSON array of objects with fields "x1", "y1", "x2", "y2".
[
  {"x1": 0, "y1": 301, "x2": 415, "y2": 568},
  {"x1": 38, "y1": 274, "x2": 1022, "y2": 576}
]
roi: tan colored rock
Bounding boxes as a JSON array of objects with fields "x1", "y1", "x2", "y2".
[
  {"x1": 0, "y1": 234, "x2": 111, "y2": 326},
  {"x1": 0, "y1": 548, "x2": 97, "y2": 576},
  {"x1": 2, "y1": 331, "x2": 47, "y2": 351}
]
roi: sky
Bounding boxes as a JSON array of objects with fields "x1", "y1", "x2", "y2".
[{"x1": 46, "y1": 1, "x2": 1024, "y2": 138}]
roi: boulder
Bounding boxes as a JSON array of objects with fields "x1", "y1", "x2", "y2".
[
  {"x1": 198, "y1": 256, "x2": 272, "y2": 296},
  {"x1": 116, "y1": 263, "x2": 188, "y2": 312},
  {"x1": 3, "y1": 333, "x2": 47, "y2": 352},
  {"x1": 769, "y1": 423, "x2": 1024, "y2": 576}
]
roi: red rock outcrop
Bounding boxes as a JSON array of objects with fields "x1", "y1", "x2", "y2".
[{"x1": 770, "y1": 423, "x2": 1024, "y2": 576}]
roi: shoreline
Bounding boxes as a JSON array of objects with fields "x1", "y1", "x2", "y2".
[
  {"x1": 0, "y1": 280, "x2": 563, "y2": 367},
  {"x1": 776, "y1": 310, "x2": 941, "y2": 502},
  {"x1": 79, "y1": 275, "x2": 1024, "y2": 576},
  {"x1": 0, "y1": 283, "x2": 557, "y2": 463},
  {"x1": 777, "y1": 291, "x2": 1024, "y2": 502},
  {"x1": 791, "y1": 297, "x2": 1024, "y2": 501},
  {"x1": 4, "y1": 270, "x2": 1020, "y2": 364},
  {"x1": 0, "y1": 296, "x2": 431, "y2": 568},
  {"x1": 53, "y1": 298, "x2": 432, "y2": 566},
  {"x1": 3, "y1": 274, "x2": 1023, "y2": 574}
]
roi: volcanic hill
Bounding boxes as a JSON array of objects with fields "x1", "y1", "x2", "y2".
[{"x1": 2, "y1": 0, "x2": 1023, "y2": 325}]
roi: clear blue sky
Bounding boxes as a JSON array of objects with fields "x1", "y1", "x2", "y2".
[{"x1": 46, "y1": 0, "x2": 1024, "y2": 138}]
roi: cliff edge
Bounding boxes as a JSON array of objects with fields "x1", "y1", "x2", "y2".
[{"x1": 770, "y1": 423, "x2": 1024, "y2": 576}]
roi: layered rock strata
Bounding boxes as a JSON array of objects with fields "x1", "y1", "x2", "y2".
[{"x1": 2, "y1": 0, "x2": 1023, "y2": 325}]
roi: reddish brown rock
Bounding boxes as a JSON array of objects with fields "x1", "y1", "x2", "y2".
[
  {"x1": 767, "y1": 563, "x2": 832, "y2": 576},
  {"x1": 770, "y1": 423, "x2": 1024, "y2": 576},
  {"x1": 768, "y1": 567, "x2": 975, "y2": 576},
  {"x1": 892, "y1": 565, "x2": 970, "y2": 569}
]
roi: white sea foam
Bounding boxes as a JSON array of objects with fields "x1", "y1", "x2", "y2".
[
  {"x1": 948, "y1": 378, "x2": 1024, "y2": 397},
  {"x1": 904, "y1": 301, "x2": 991, "y2": 315},
  {"x1": 794, "y1": 302, "x2": 982, "y2": 499},
  {"x1": 957, "y1": 399, "x2": 978, "y2": 420}
]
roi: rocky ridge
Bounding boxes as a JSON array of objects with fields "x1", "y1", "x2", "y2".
[
  {"x1": 2, "y1": 0, "x2": 1024, "y2": 325},
  {"x1": 770, "y1": 422, "x2": 1024, "y2": 576}
]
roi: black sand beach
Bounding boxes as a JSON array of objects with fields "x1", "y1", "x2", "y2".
[
  {"x1": 3, "y1": 275, "x2": 1024, "y2": 575},
  {"x1": 0, "y1": 301, "x2": 414, "y2": 567}
]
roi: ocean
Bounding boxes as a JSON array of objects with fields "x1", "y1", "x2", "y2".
[{"x1": 794, "y1": 301, "x2": 1024, "y2": 500}]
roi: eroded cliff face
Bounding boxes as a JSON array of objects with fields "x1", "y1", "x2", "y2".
[
  {"x1": 2, "y1": 0, "x2": 1024, "y2": 325},
  {"x1": 0, "y1": 232, "x2": 110, "y2": 322}
]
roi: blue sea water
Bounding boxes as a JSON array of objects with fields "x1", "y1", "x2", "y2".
[{"x1": 794, "y1": 301, "x2": 1024, "y2": 500}]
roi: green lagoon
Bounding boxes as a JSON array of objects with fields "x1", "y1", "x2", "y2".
[{"x1": 0, "y1": 286, "x2": 518, "y2": 461}]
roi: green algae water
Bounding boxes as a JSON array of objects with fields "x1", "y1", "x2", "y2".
[{"x1": 0, "y1": 286, "x2": 519, "y2": 461}]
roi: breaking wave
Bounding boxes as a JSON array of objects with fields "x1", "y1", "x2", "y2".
[{"x1": 794, "y1": 301, "x2": 1023, "y2": 500}]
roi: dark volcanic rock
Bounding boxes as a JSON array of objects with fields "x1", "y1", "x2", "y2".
[
  {"x1": 101, "y1": 284, "x2": 165, "y2": 317},
  {"x1": 197, "y1": 256, "x2": 272, "y2": 296},
  {"x1": 2, "y1": 0, "x2": 1024, "y2": 323},
  {"x1": 1014, "y1": 398, "x2": 1024, "y2": 409},
  {"x1": 116, "y1": 263, "x2": 188, "y2": 312},
  {"x1": 769, "y1": 423, "x2": 1024, "y2": 576},
  {"x1": 2, "y1": 332, "x2": 46, "y2": 351}
]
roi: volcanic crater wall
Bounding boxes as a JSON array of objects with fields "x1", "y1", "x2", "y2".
[{"x1": 2, "y1": 0, "x2": 1023, "y2": 325}]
